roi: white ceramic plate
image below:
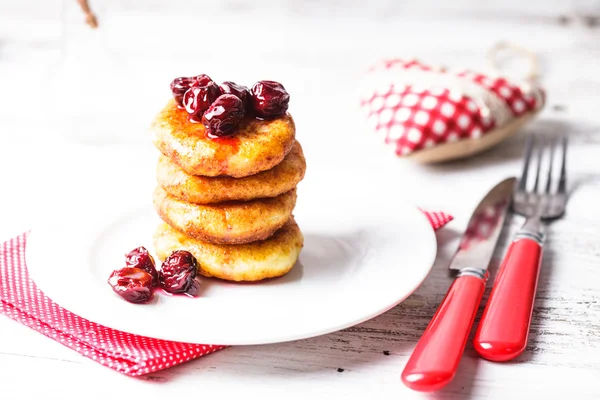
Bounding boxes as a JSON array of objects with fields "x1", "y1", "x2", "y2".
[{"x1": 26, "y1": 150, "x2": 437, "y2": 345}]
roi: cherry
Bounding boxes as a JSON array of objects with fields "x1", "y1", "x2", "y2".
[
  {"x1": 170, "y1": 77, "x2": 196, "y2": 107},
  {"x1": 159, "y1": 250, "x2": 198, "y2": 294},
  {"x1": 193, "y1": 74, "x2": 214, "y2": 87},
  {"x1": 183, "y1": 82, "x2": 221, "y2": 121},
  {"x1": 251, "y1": 80, "x2": 289, "y2": 118},
  {"x1": 202, "y1": 94, "x2": 245, "y2": 137},
  {"x1": 125, "y1": 246, "x2": 158, "y2": 286},
  {"x1": 108, "y1": 267, "x2": 154, "y2": 304},
  {"x1": 219, "y1": 81, "x2": 252, "y2": 111}
]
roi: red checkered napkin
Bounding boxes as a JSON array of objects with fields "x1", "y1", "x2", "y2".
[
  {"x1": 0, "y1": 210, "x2": 452, "y2": 376},
  {"x1": 359, "y1": 59, "x2": 544, "y2": 156}
]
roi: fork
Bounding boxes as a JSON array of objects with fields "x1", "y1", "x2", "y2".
[{"x1": 473, "y1": 134, "x2": 568, "y2": 362}]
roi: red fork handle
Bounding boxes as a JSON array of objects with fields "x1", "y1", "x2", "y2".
[
  {"x1": 474, "y1": 237, "x2": 543, "y2": 361},
  {"x1": 401, "y1": 274, "x2": 486, "y2": 392}
]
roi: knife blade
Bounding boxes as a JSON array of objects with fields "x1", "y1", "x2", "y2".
[{"x1": 401, "y1": 177, "x2": 515, "y2": 392}]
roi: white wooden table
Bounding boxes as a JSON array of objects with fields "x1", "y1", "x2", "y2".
[{"x1": 1, "y1": 1, "x2": 599, "y2": 398}]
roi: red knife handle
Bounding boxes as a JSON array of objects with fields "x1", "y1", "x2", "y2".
[
  {"x1": 474, "y1": 237, "x2": 543, "y2": 362},
  {"x1": 402, "y1": 273, "x2": 486, "y2": 392}
]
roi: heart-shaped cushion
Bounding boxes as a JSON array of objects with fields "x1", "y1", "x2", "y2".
[{"x1": 359, "y1": 59, "x2": 545, "y2": 162}]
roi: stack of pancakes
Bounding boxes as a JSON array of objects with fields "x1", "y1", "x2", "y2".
[{"x1": 150, "y1": 100, "x2": 306, "y2": 281}]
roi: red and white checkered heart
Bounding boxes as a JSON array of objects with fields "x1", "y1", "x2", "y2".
[{"x1": 359, "y1": 59, "x2": 544, "y2": 159}]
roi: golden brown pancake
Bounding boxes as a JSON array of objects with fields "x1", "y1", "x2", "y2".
[
  {"x1": 151, "y1": 99, "x2": 296, "y2": 178},
  {"x1": 153, "y1": 186, "x2": 297, "y2": 245},
  {"x1": 154, "y1": 219, "x2": 303, "y2": 282},
  {"x1": 157, "y1": 141, "x2": 306, "y2": 204}
]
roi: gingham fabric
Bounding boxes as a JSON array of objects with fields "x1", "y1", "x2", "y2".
[
  {"x1": 360, "y1": 59, "x2": 544, "y2": 156},
  {"x1": 0, "y1": 210, "x2": 452, "y2": 376},
  {"x1": 419, "y1": 209, "x2": 454, "y2": 230}
]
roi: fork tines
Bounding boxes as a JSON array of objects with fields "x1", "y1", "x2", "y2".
[{"x1": 519, "y1": 134, "x2": 568, "y2": 196}]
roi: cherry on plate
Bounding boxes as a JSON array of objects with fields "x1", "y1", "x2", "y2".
[
  {"x1": 108, "y1": 267, "x2": 154, "y2": 304},
  {"x1": 159, "y1": 250, "x2": 198, "y2": 294},
  {"x1": 125, "y1": 246, "x2": 158, "y2": 285}
]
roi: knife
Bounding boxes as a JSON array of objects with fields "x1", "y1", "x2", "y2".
[{"x1": 401, "y1": 177, "x2": 515, "y2": 392}]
